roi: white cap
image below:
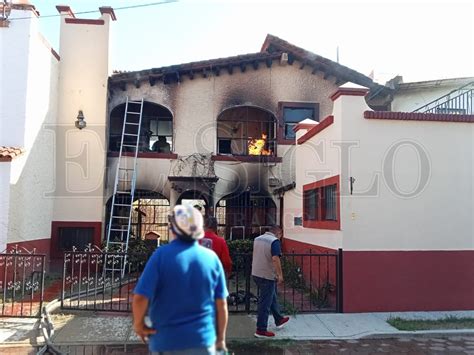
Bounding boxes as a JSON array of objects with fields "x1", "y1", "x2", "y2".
[{"x1": 170, "y1": 204, "x2": 204, "y2": 241}]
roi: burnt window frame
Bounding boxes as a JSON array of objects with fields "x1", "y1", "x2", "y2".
[
  {"x1": 108, "y1": 101, "x2": 174, "y2": 155},
  {"x1": 278, "y1": 102, "x2": 320, "y2": 145},
  {"x1": 216, "y1": 106, "x2": 277, "y2": 157}
]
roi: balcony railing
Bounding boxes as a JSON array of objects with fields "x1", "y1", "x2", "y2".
[{"x1": 413, "y1": 81, "x2": 473, "y2": 114}]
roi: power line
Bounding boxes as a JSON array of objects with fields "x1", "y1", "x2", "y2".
[{"x1": 8, "y1": 0, "x2": 178, "y2": 21}]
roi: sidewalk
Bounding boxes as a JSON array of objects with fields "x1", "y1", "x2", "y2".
[{"x1": 1, "y1": 310, "x2": 474, "y2": 348}]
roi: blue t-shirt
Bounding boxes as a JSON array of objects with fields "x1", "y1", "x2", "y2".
[
  {"x1": 271, "y1": 239, "x2": 282, "y2": 257},
  {"x1": 134, "y1": 239, "x2": 228, "y2": 352}
]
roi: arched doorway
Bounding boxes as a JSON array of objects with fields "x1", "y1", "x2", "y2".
[
  {"x1": 216, "y1": 192, "x2": 276, "y2": 240},
  {"x1": 105, "y1": 190, "x2": 171, "y2": 242},
  {"x1": 109, "y1": 101, "x2": 173, "y2": 153},
  {"x1": 176, "y1": 190, "x2": 210, "y2": 216}
]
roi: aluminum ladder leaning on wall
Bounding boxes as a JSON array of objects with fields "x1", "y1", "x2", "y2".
[{"x1": 106, "y1": 98, "x2": 144, "y2": 259}]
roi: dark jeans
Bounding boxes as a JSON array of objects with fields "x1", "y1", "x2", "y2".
[{"x1": 253, "y1": 276, "x2": 284, "y2": 331}]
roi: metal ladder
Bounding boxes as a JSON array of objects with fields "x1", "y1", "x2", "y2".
[{"x1": 106, "y1": 97, "x2": 144, "y2": 256}]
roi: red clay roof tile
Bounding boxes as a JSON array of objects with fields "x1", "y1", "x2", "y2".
[{"x1": 0, "y1": 147, "x2": 25, "y2": 162}]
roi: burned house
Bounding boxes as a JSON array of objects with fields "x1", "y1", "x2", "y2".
[{"x1": 105, "y1": 34, "x2": 385, "y2": 242}]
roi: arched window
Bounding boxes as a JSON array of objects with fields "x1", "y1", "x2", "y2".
[
  {"x1": 217, "y1": 106, "x2": 276, "y2": 156},
  {"x1": 109, "y1": 102, "x2": 173, "y2": 153},
  {"x1": 216, "y1": 192, "x2": 276, "y2": 239}
]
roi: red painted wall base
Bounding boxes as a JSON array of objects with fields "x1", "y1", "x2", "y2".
[
  {"x1": 344, "y1": 250, "x2": 474, "y2": 312},
  {"x1": 281, "y1": 238, "x2": 474, "y2": 312}
]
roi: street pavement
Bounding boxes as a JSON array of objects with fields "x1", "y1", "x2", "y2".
[{"x1": 0, "y1": 310, "x2": 474, "y2": 352}]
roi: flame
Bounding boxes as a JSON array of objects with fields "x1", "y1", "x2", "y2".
[{"x1": 248, "y1": 133, "x2": 272, "y2": 156}]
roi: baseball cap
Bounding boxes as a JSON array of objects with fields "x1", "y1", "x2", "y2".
[{"x1": 169, "y1": 204, "x2": 204, "y2": 241}]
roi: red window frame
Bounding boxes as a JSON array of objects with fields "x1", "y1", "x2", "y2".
[{"x1": 302, "y1": 175, "x2": 340, "y2": 230}]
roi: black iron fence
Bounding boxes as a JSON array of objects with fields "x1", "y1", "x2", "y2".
[
  {"x1": 0, "y1": 246, "x2": 45, "y2": 318},
  {"x1": 61, "y1": 246, "x2": 149, "y2": 312},
  {"x1": 61, "y1": 247, "x2": 342, "y2": 314},
  {"x1": 228, "y1": 250, "x2": 342, "y2": 313}
]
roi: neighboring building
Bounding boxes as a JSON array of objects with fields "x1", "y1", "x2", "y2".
[
  {"x1": 283, "y1": 85, "x2": 473, "y2": 312},
  {"x1": 0, "y1": 2, "x2": 115, "y2": 258},
  {"x1": 0, "y1": 2, "x2": 59, "y2": 254},
  {"x1": 391, "y1": 76, "x2": 474, "y2": 113}
]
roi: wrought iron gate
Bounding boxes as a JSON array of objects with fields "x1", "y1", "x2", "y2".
[
  {"x1": 228, "y1": 250, "x2": 343, "y2": 313},
  {"x1": 0, "y1": 246, "x2": 45, "y2": 318}
]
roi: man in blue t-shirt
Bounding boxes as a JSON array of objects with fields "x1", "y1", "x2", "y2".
[{"x1": 133, "y1": 205, "x2": 229, "y2": 354}]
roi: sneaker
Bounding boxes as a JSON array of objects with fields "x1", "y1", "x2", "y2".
[
  {"x1": 254, "y1": 330, "x2": 275, "y2": 338},
  {"x1": 275, "y1": 316, "x2": 290, "y2": 329}
]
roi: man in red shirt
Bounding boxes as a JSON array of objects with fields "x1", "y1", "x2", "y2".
[{"x1": 200, "y1": 216, "x2": 232, "y2": 276}]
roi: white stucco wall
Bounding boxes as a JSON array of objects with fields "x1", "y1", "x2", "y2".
[
  {"x1": 53, "y1": 12, "x2": 113, "y2": 222},
  {"x1": 340, "y1": 96, "x2": 474, "y2": 251},
  {"x1": 0, "y1": 164, "x2": 11, "y2": 251},
  {"x1": 0, "y1": 8, "x2": 59, "y2": 245},
  {"x1": 283, "y1": 99, "x2": 343, "y2": 250}
]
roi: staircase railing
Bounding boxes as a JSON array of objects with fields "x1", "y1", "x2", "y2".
[{"x1": 412, "y1": 81, "x2": 473, "y2": 114}]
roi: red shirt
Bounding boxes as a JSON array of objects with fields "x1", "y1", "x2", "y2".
[{"x1": 200, "y1": 230, "x2": 232, "y2": 275}]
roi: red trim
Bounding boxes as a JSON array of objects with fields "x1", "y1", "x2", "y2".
[
  {"x1": 344, "y1": 250, "x2": 474, "y2": 312},
  {"x1": 0, "y1": 146, "x2": 25, "y2": 162},
  {"x1": 55, "y1": 5, "x2": 75, "y2": 18},
  {"x1": 212, "y1": 155, "x2": 282, "y2": 163},
  {"x1": 364, "y1": 110, "x2": 474, "y2": 123},
  {"x1": 293, "y1": 123, "x2": 317, "y2": 132},
  {"x1": 50, "y1": 221, "x2": 102, "y2": 259},
  {"x1": 330, "y1": 87, "x2": 369, "y2": 101},
  {"x1": 51, "y1": 48, "x2": 60, "y2": 61},
  {"x1": 6, "y1": 239, "x2": 50, "y2": 257},
  {"x1": 302, "y1": 175, "x2": 340, "y2": 230},
  {"x1": 65, "y1": 18, "x2": 105, "y2": 25},
  {"x1": 99, "y1": 6, "x2": 117, "y2": 21},
  {"x1": 108, "y1": 152, "x2": 178, "y2": 159},
  {"x1": 297, "y1": 115, "x2": 334, "y2": 144},
  {"x1": 12, "y1": 4, "x2": 40, "y2": 17},
  {"x1": 277, "y1": 102, "x2": 320, "y2": 145}
]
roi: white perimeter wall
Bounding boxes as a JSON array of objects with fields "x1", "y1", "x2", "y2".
[
  {"x1": 340, "y1": 96, "x2": 474, "y2": 251},
  {"x1": 283, "y1": 98, "x2": 344, "y2": 250}
]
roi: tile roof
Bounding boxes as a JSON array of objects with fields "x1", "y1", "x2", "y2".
[
  {"x1": 364, "y1": 111, "x2": 474, "y2": 123},
  {"x1": 109, "y1": 34, "x2": 390, "y2": 95},
  {"x1": 0, "y1": 147, "x2": 25, "y2": 162}
]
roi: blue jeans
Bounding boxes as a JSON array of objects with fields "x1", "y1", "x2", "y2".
[{"x1": 253, "y1": 276, "x2": 284, "y2": 331}]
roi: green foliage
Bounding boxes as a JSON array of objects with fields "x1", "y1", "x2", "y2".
[
  {"x1": 227, "y1": 239, "x2": 254, "y2": 256},
  {"x1": 309, "y1": 281, "x2": 334, "y2": 309},
  {"x1": 279, "y1": 297, "x2": 299, "y2": 316},
  {"x1": 387, "y1": 316, "x2": 474, "y2": 331},
  {"x1": 281, "y1": 258, "x2": 306, "y2": 290},
  {"x1": 228, "y1": 239, "x2": 254, "y2": 272}
]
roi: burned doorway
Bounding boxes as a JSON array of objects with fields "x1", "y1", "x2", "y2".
[
  {"x1": 105, "y1": 190, "x2": 171, "y2": 243},
  {"x1": 216, "y1": 192, "x2": 276, "y2": 240}
]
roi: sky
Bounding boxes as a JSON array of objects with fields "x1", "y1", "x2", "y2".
[{"x1": 28, "y1": 0, "x2": 474, "y2": 84}]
